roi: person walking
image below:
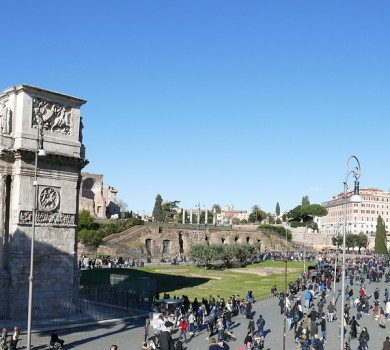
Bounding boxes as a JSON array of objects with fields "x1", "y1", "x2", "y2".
[
  {"x1": 358, "y1": 327, "x2": 369, "y2": 350},
  {"x1": 178, "y1": 317, "x2": 188, "y2": 342},
  {"x1": 327, "y1": 301, "x2": 336, "y2": 322},
  {"x1": 256, "y1": 314, "x2": 265, "y2": 336},
  {"x1": 350, "y1": 316, "x2": 359, "y2": 339},
  {"x1": 383, "y1": 336, "x2": 390, "y2": 350},
  {"x1": 247, "y1": 316, "x2": 256, "y2": 335},
  {"x1": 159, "y1": 321, "x2": 175, "y2": 350},
  {"x1": 319, "y1": 315, "x2": 327, "y2": 342}
]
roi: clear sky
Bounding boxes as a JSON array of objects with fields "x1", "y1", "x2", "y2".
[{"x1": 1, "y1": 1, "x2": 389, "y2": 216}]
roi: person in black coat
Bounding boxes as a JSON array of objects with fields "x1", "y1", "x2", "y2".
[{"x1": 159, "y1": 321, "x2": 175, "y2": 350}]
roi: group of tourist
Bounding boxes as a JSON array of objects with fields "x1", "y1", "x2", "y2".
[
  {"x1": 0, "y1": 326, "x2": 20, "y2": 350},
  {"x1": 274, "y1": 254, "x2": 390, "y2": 349},
  {"x1": 143, "y1": 291, "x2": 264, "y2": 350}
]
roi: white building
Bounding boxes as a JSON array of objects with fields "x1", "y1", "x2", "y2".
[{"x1": 320, "y1": 188, "x2": 390, "y2": 237}]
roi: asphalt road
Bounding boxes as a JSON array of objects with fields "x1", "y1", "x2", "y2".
[{"x1": 18, "y1": 276, "x2": 390, "y2": 350}]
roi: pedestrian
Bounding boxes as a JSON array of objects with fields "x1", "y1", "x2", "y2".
[
  {"x1": 319, "y1": 315, "x2": 327, "y2": 342},
  {"x1": 144, "y1": 317, "x2": 151, "y2": 342},
  {"x1": 247, "y1": 316, "x2": 255, "y2": 334},
  {"x1": 358, "y1": 327, "x2": 369, "y2": 350},
  {"x1": 208, "y1": 337, "x2": 225, "y2": 350},
  {"x1": 256, "y1": 314, "x2": 265, "y2": 336},
  {"x1": 9, "y1": 326, "x2": 19, "y2": 350},
  {"x1": 216, "y1": 316, "x2": 224, "y2": 342},
  {"x1": 383, "y1": 335, "x2": 390, "y2": 350},
  {"x1": 327, "y1": 301, "x2": 336, "y2": 322},
  {"x1": 312, "y1": 334, "x2": 324, "y2": 350},
  {"x1": 178, "y1": 317, "x2": 188, "y2": 342},
  {"x1": 110, "y1": 346, "x2": 118, "y2": 350},
  {"x1": 243, "y1": 330, "x2": 252, "y2": 350},
  {"x1": 159, "y1": 321, "x2": 175, "y2": 350},
  {"x1": 188, "y1": 311, "x2": 196, "y2": 334},
  {"x1": 350, "y1": 316, "x2": 359, "y2": 339}
]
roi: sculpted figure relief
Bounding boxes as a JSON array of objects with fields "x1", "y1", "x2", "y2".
[
  {"x1": 32, "y1": 98, "x2": 73, "y2": 135},
  {"x1": 39, "y1": 187, "x2": 60, "y2": 212},
  {"x1": 0, "y1": 102, "x2": 11, "y2": 134}
]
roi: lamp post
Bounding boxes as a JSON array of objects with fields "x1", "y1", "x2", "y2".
[
  {"x1": 332, "y1": 252, "x2": 338, "y2": 305},
  {"x1": 27, "y1": 120, "x2": 46, "y2": 350},
  {"x1": 340, "y1": 156, "x2": 361, "y2": 350},
  {"x1": 285, "y1": 210, "x2": 289, "y2": 257},
  {"x1": 283, "y1": 259, "x2": 288, "y2": 350}
]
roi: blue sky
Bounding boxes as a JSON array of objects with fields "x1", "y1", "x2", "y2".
[{"x1": 1, "y1": 1, "x2": 389, "y2": 215}]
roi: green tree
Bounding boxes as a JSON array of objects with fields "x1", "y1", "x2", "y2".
[
  {"x1": 152, "y1": 194, "x2": 164, "y2": 222},
  {"x1": 346, "y1": 233, "x2": 356, "y2": 251},
  {"x1": 189, "y1": 244, "x2": 215, "y2": 268},
  {"x1": 302, "y1": 196, "x2": 310, "y2": 206},
  {"x1": 212, "y1": 204, "x2": 222, "y2": 214},
  {"x1": 289, "y1": 204, "x2": 328, "y2": 223},
  {"x1": 252, "y1": 205, "x2": 261, "y2": 222},
  {"x1": 250, "y1": 205, "x2": 267, "y2": 223},
  {"x1": 356, "y1": 232, "x2": 368, "y2": 253},
  {"x1": 275, "y1": 202, "x2": 281, "y2": 217},
  {"x1": 78, "y1": 210, "x2": 96, "y2": 230},
  {"x1": 375, "y1": 215, "x2": 388, "y2": 254},
  {"x1": 162, "y1": 200, "x2": 180, "y2": 222}
]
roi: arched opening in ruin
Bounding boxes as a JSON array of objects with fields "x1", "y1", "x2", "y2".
[
  {"x1": 178, "y1": 233, "x2": 184, "y2": 254},
  {"x1": 246, "y1": 236, "x2": 250, "y2": 243},
  {"x1": 234, "y1": 236, "x2": 239, "y2": 242},
  {"x1": 221, "y1": 238, "x2": 225, "y2": 244},
  {"x1": 145, "y1": 239, "x2": 152, "y2": 256},
  {"x1": 162, "y1": 240, "x2": 171, "y2": 256}
]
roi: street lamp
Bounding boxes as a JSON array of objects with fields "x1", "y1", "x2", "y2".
[
  {"x1": 27, "y1": 120, "x2": 46, "y2": 350},
  {"x1": 340, "y1": 156, "x2": 361, "y2": 350}
]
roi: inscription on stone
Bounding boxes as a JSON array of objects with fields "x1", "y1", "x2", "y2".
[{"x1": 19, "y1": 210, "x2": 76, "y2": 226}]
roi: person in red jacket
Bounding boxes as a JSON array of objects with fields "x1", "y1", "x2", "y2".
[{"x1": 179, "y1": 317, "x2": 188, "y2": 342}]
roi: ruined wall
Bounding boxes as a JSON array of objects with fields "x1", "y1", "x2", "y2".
[{"x1": 98, "y1": 225, "x2": 293, "y2": 260}]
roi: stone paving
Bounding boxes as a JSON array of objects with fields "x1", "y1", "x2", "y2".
[{"x1": 12, "y1": 276, "x2": 390, "y2": 349}]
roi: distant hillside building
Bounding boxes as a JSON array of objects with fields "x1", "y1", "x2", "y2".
[
  {"x1": 79, "y1": 172, "x2": 120, "y2": 219},
  {"x1": 217, "y1": 204, "x2": 249, "y2": 224},
  {"x1": 320, "y1": 187, "x2": 390, "y2": 237}
]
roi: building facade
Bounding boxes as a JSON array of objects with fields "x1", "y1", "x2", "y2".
[{"x1": 320, "y1": 188, "x2": 390, "y2": 237}]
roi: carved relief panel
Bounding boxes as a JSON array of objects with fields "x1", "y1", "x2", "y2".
[
  {"x1": 19, "y1": 186, "x2": 75, "y2": 226},
  {"x1": 32, "y1": 98, "x2": 73, "y2": 135}
]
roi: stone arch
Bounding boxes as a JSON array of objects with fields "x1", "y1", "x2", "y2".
[
  {"x1": 221, "y1": 238, "x2": 225, "y2": 244},
  {"x1": 234, "y1": 235, "x2": 239, "y2": 242},
  {"x1": 246, "y1": 236, "x2": 250, "y2": 243}
]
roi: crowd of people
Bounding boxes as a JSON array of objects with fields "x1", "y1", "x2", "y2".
[
  {"x1": 274, "y1": 255, "x2": 390, "y2": 350},
  {"x1": 143, "y1": 291, "x2": 264, "y2": 350},
  {"x1": 138, "y1": 253, "x2": 390, "y2": 350}
]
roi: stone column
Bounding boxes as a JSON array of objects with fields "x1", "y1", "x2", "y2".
[
  {"x1": 182, "y1": 209, "x2": 185, "y2": 224},
  {"x1": 190, "y1": 209, "x2": 193, "y2": 224},
  {"x1": 205, "y1": 209, "x2": 208, "y2": 225}
]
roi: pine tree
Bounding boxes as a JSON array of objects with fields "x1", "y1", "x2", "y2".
[
  {"x1": 276, "y1": 202, "x2": 280, "y2": 217},
  {"x1": 375, "y1": 215, "x2": 388, "y2": 254},
  {"x1": 152, "y1": 194, "x2": 164, "y2": 222}
]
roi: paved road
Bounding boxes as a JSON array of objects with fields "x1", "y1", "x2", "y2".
[{"x1": 17, "y1": 276, "x2": 390, "y2": 349}]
